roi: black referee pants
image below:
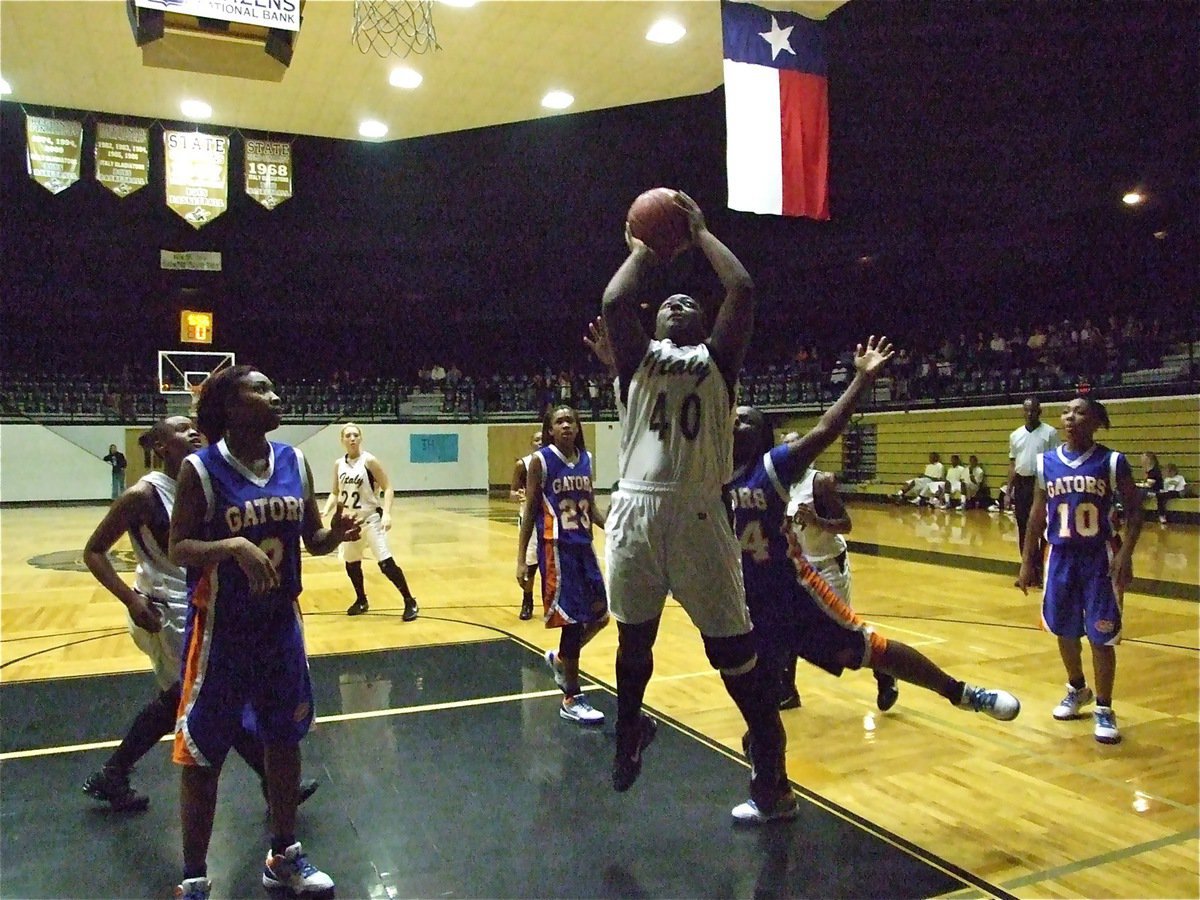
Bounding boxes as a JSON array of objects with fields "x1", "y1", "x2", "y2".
[{"x1": 1012, "y1": 474, "x2": 1042, "y2": 580}]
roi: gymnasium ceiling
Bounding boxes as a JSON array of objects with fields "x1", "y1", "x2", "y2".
[{"x1": 0, "y1": 0, "x2": 847, "y2": 142}]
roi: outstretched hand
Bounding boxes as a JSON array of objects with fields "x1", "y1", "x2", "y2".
[
  {"x1": 853, "y1": 335, "x2": 895, "y2": 378},
  {"x1": 584, "y1": 316, "x2": 615, "y2": 370},
  {"x1": 672, "y1": 190, "x2": 706, "y2": 239}
]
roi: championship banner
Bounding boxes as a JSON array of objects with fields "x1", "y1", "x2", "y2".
[
  {"x1": 25, "y1": 115, "x2": 83, "y2": 195},
  {"x1": 95, "y1": 123, "x2": 150, "y2": 198},
  {"x1": 163, "y1": 130, "x2": 229, "y2": 229},
  {"x1": 244, "y1": 140, "x2": 293, "y2": 210}
]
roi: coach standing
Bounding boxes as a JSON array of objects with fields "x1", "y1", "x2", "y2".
[{"x1": 1007, "y1": 397, "x2": 1059, "y2": 586}]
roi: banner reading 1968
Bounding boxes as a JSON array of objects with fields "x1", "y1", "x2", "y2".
[
  {"x1": 25, "y1": 116, "x2": 83, "y2": 195},
  {"x1": 95, "y1": 123, "x2": 150, "y2": 198},
  {"x1": 245, "y1": 140, "x2": 293, "y2": 210},
  {"x1": 163, "y1": 130, "x2": 228, "y2": 229}
]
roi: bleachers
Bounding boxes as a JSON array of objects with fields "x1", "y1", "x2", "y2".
[{"x1": 777, "y1": 396, "x2": 1200, "y2": 521}]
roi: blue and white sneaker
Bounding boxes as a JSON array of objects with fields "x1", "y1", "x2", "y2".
[
  {"x1": 958, "y1": 685, "x2": 1021, "y2": 721},
  {"x1": 262, "y1": 842, "x2": 333, "y2": 895},
  {"x1": 1094, "y1": 706, "x2": 1121, "y2": 744},
  {"x1": 560, "y1": 694, "x2": 604, "y2": 724},
  {"x1": 174, "y1": 877, "x2": 211, "y2": 900},
  {"x1": 1052, "y1": 684, "x2": 1094, "y2": 720}
]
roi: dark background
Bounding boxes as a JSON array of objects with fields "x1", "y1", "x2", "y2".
[{"x1": 1, "y1": 0, "x2": 1195, "y2": 382}]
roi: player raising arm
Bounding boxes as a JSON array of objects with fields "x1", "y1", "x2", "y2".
[
  {"x1": 601, "y1": 191, "x2": 793, "y2": 825},
  {"x1": 731, "y1": 338, "x2": 1021, "y2": 737}
]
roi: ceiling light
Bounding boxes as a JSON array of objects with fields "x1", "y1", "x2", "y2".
[
  {"x1": 358, "y1": 119, "x2": 388, "y2": 139},
  {"x1": 0, "y1": 77, "x2": 12, "y2": 95},
  {"x1": 646, "y1": 19, "x2": 686, "y2": 44},
  {"x1": 180, "y1": 99, "x2": 212, "y2": 119},
  {"x1": 541, "y1": 91, "x2": 574, "y2": 110},
  {"x1": 1121, "y1": 191, "x2": 1144, "y2": 206},
  {"x1": 389, "y1": 67, "x2": 423, "y2": 89},
  {"x1": 439, "y1": 0, "x2": 477, "y2": 7},
  {"x1": 1153, "y1": 230, "x2": 1167, "y2": 240}
]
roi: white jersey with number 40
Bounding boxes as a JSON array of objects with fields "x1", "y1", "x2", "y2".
[{"x1": 617, "y1": 340, "x2": 734, "y2": 489}]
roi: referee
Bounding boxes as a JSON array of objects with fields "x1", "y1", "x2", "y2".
[{"x1": 1006, "y1": 396, "x2": 1059, "y2": 586}]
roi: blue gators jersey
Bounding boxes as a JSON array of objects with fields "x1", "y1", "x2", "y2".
[
  {"x1": 186, "y1": 439, "x2": 308, "y2": 605},
  {"x1": 537, "y1": 445, "x2": 596, "y2": 546},
  {"x1": 728, "y1": 444, "x2": 809, "y2": 600},
  {"x1": 1037, "y1": 443, "x2": 1129, "y2": 547}
]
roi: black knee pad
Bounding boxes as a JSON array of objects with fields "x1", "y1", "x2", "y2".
[
  {"x1": 703, "y1": 631, "x2": 758, "y2": 673},
  {"x1": 378, "y1": 558, "x2": 399, "y2": 577}
]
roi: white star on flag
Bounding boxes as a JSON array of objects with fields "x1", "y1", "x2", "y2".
[{"x1": 758, "y1": 15, "x2": 795, "y2": 60}]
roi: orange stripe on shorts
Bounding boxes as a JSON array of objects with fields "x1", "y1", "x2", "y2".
[{"x1": 788, "y1": 544, "x2": 888, "y2": 661}]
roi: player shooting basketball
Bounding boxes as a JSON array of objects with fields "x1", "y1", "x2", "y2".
[{"x1": 601, "y1": 190, "x2": 794, "y2": 824}]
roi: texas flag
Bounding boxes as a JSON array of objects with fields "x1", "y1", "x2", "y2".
[{"x1": 722, "y1": 0, "x2": 830, "y2": 220}]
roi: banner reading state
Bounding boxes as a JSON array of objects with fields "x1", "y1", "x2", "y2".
[
  {"x1": 163, "y1": 130, "x2": 229, "y2": 229},
  {"x1": 244, "y1": 139, "x2": 292, "y2": 210},
  {"x1": 25, "y1": 115, "x2": 83, "y2": 195},
  {"x1": 95, "y1": 123, "x2": 150, "y2": 198}
]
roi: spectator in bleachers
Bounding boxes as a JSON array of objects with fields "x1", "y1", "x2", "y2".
[
  {"x1": 829, "y1": 358, "x2": 849, "y2": 387},
  {"x1": 1157, "y1": 463, "x2": 1187, "y2": 525},
  {"x1": 896, "y1": 452, "x2": 946, "y2": 504},
  {"x1": 1027, "y1": 324, "x2": 1048, "y2": 362},
  {"x1": 1136, "y1": 451, "x2": 1163, "y2": 494},
  {"x1": 988, "y1": 331, "x2": 1009, "y2": 366},
  {"x1": 892, "y1": 347, "x2": 912, "y2": 401}
]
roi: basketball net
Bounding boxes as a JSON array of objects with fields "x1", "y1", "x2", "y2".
[{"x1": 352, "y1": 0, "x2": 439, "y2": 58}]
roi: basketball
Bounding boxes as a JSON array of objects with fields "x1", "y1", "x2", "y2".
[{"x1": 627, "y1": 188, "x2": 691, "y2": 259}]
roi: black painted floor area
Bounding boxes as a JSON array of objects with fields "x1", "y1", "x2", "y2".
[{"x1": 0, "y1": 640, "x2": 980, "y2": 899}]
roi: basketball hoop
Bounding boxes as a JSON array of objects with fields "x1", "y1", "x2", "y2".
[{"x1": 352, "y1": 0, "x2": 439, "y2": 58}]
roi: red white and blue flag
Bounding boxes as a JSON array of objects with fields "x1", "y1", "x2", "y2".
[{"x1": 722, "y1": 0, "x2": 830, "y2": 220}]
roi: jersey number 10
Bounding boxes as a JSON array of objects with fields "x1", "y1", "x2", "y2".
[{"x1": 1055, "y1": 500, "x2": 1101, "y2": 538}]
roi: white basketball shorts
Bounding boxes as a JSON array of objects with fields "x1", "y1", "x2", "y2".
[
  {"x1": 604, "y1": 485, "x2": 751, "y2": 638},
  {"x1": 340, "y1": 512, "x2": 394, "y2": 564},
  {"x1": 126, "y1": 594, "x2": 188, "y2": 691}
]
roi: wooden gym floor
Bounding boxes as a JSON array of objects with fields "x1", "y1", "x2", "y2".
[{"x1": 1, "y1": 496, "x2": 1197, "y2": 898}]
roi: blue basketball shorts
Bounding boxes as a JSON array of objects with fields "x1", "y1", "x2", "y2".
[
  {"x1": 1041, "y1": 540, "x2": 1123, "y2": 646},
  {"x1": 540, "y1": 541, "x2": 608, "y2": 627},
  {"x1": 174, "y1": 584, "x2": 314, "y2": 768}
]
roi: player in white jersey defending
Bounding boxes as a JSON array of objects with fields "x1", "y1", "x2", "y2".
[
  {"x1": 602, "y1": 190, "x2": 793, "y2": 823},
  {"x1": 511, "y1": 429, "x2": 544, "y2": 620},
  {"x1": 781, "y1": 460, "x2": 899, "y2": 712},
  {"x1": 324, "y1": 423, "x2": 419, "y2": 620},
  {"x1": 81, "y1": 416, "x2": 318, "y2": 812}
]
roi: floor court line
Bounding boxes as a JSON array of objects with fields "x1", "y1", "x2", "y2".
[
  {"x1": 999, "y1": 827, "x2": 1200, "y2": 891},
  {"x1": 0, "y1": 686, "x2": 568, "y2": 761}
]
